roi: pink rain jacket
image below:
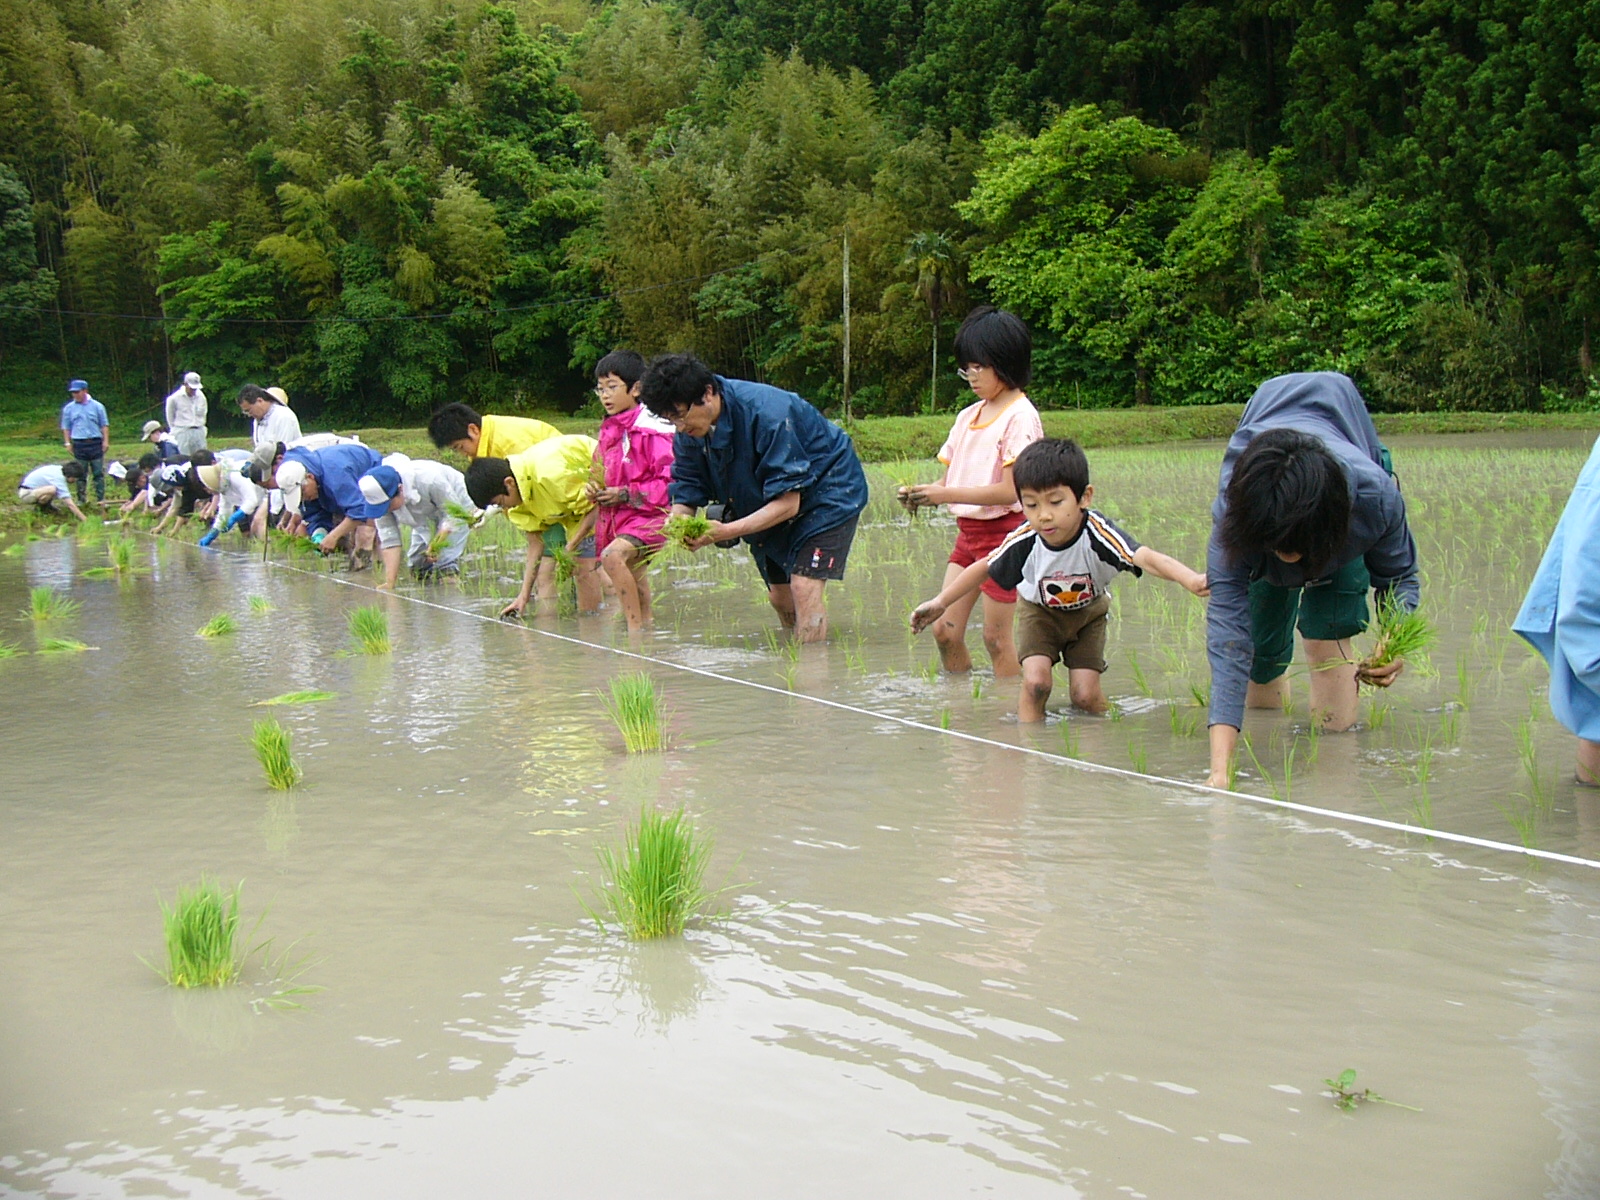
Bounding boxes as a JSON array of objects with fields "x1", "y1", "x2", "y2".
[{"x1": 595, "y1": 405, "x2": 675, "y2": 550}]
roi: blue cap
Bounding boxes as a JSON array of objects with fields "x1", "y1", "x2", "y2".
[{"x1": 68, "y1": 379, "x2": 88, "y2": 392}]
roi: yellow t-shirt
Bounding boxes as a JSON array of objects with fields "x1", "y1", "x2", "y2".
[
  {"x1": 505, "y1": 435, "x2": 599, "y2": 534},
  {"x1": 478, "y1": 414, "x2": 560, "y2": 460}
]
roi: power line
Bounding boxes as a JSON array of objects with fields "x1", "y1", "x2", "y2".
[{"x1": 0, "y1": 235, "x2": 842, "y2": 327}]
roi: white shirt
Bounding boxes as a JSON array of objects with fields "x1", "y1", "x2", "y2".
[
  {"x1": 212, "y1": 463, "x2": 263, "y2": 526},
  {"x1": 21, "y1": 465, "x2": 68, "y2": 493},
  {"x1": 165, "y1": 385, "x2": 207, "y2": 430},
  {"x1": 252, "y1": 402, "x2": 302, "y2": 450},
  {"x1": 382, "y1": 453, "x2": 477, "y2": 530}
]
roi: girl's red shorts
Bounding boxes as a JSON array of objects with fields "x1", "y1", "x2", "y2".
[{"x1": 949, "y1": 512, "x2": 1026, "y2": 603}]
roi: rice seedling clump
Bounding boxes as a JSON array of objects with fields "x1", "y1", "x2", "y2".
[
  {"x1": 36, "y1": 637, "x2": 92, "y2": 654},
  {"x1": 25, "y1": 586, "x2": 79, "y2": 622},
  {"x1": 108, "y1": 536, "x2": 137, "y2": 573},
  {"x1": 603, "y1": 672, "x2": 666, "y2": 752},
  {"x1": 347, "y1": 605, "x2": 391, "y2": 654},
  {"x1": 252, "y1": 719, "x2": 302, "y2": 790},
  {"x1": 660, "y1": 514, "x2": 712, "y2": 549},
  {"x1": 255, "y1": 690, "x2": 336, "y2": 706},
  {"x1": 196, "y1": 613, "x2": 239, "y2": 638},
  {"x1": 592, "y1": 806, "x2": 713, "y2": 939},
  {"x1": 1364, "y1": 595, "x2": 1436, "y2": 671},
  {"x1": 248, "y1": 595, "x2": 274, "y2": 614},
  {"x1": 159, "y1": 876, "x2": 243, "y2": 988}
]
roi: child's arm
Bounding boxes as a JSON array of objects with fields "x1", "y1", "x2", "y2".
[
  {"x1": 905, "y1": 465, "x2": 1017, "y2": 511},
  {"x1": 910, "y1": 557, "x2": 993, "y2": 633},
  {"x1": 1131, "y1": 545, "x2": 1209, "y2": 597},
  {"x1": 503, "y1": 529, "x2": 543, "y2": 618}
]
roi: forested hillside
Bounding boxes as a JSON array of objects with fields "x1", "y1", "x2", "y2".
[{"x1": 0, "y1": 0, "x2": 1596, "y2": 420}]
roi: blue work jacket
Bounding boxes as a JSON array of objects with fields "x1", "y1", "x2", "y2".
[
  {"x1": 284, "y1": 443, "x2": 384, "y2": 522},
  {"x1": 668, "y1": 376, "x2": 868, "y2": 559}
]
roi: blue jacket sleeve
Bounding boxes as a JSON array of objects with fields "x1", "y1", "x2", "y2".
[
  {"x1": 1205, "y1": 531, "x2": 1254, "y2": 729},
  {"x1": 1555, "y1": 482, "x2": 1600, "y2": 695},
  {"x1": 668, "y1": 437, "x2": 713, "y2": 510},
  {"x1": 1363, "y1": 486, "x2": 1420, "y2": 611},
  {"x1": 750, "y1": 414, "x2": 815, "y2": 502}
]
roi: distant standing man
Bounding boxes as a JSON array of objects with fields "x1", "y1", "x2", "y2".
[
  {"x1": 60, "y1": 379, "x2": 110, "y2": 505},
  {"x1": 639, "y1": 352, "x2": 869, "y2": 643},
  {"x1": 166, "y1": 371, "x2": 208, "y2": 455}
]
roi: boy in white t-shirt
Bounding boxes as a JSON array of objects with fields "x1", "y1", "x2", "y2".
[
  {"x1": 900, "y1": 306, "x2": 1044, "y2": 678},
  {"x1": 911, "y1": 439, "x2": 1209, "y2": 720}
]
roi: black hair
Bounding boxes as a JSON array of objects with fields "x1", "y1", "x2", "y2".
[
  {"x1": 61, "y1": 460, "x2": 88, "y2": 482},
  {"x1": 123, "y1": 463, "x2": 148, "y2": 494},
  {"x1": 237, "y1": 383, "x2": 273, "y2": 406},
  {"x1": 595, "y1": 349, "x2": 647, "y2": 387},
  {"x1": 464, "y1": 456, "x2": 514, "y2": 509},
  {"x1": 953, "y1": 305, "x2": 1032, "y2": 390},
  {"x1": 1219, "y1": 428, "x2": 1350, "y2": 571},
  {"x1": 1012, "y1": 438, "x2": 1089, "y2": 499},
  {"x1": 428, "y1": 402, "x2": 484, "y2": 448},
  {"x1": 138, "y1": 452, "x2": 159, "y2": 472},
  {"x1": 639, "y1": 353, "x2": 716, "y2": 420},
  {"x1": 189, "y1": 449, "x2": 216, "y2": 467}
]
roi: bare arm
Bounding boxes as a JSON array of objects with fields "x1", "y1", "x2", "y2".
[
  {"x1": 905, "y1": 465, "x2": 1017, "y2": 510},
  {"x1": 1131, "y1": 545, "x2": 1209, "y2": 596},
  {"x1": 320, "y1": 517, "x2": 357, "y2": 553},
  {"x1": 910, "y1": 557, "x2": 994, "y2": 632},
  {"x1": 503, "y1": 530, "x2": 543, "y2": 617},
  {"x1": 688, "y1": 492, "x2": 801, "y2": 550}
]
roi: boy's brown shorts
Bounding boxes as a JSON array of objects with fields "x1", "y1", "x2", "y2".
[{"x1": 1015, "y1": 595, "x2": 1110, "y2": 672}]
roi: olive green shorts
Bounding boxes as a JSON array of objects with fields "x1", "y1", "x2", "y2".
[
  {"x1": 1248, "y1": 558, "x2": 1370, "y2": 685},
  {"x1": 1015, "y1": 595, "x2": 1111, "y2": 672}
]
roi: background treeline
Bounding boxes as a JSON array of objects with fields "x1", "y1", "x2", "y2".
[{"x1": 0, "y1": 0, "x2": 1597, "y2": 423}]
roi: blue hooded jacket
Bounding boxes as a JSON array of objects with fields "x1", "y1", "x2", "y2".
[
  {"x1": 1206, "y1": 373, "x2": 1420, "y2": 729},
  {"x1": 1513, "y1": 435, "x2": 1600, "y2": 739},
  {"x1": 283, "y1": 443, "x2": 385, "y2": 523},
  {"x1": 668, "y1": 376, "x2": 868, "y2": 564}
]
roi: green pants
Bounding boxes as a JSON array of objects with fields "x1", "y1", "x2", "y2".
[{"x1": 1248, "y1": 558, "x2": 1371, "y2": 685}]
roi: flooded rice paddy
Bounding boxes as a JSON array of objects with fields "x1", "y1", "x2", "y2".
[{"x1": 3, "y1": 432, "x2": 1600, "y2": 1197}]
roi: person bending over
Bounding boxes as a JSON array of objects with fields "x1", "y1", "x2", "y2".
[
  {"x1": 912, "y1": 439, "x2": 1207, "y2": 721},
  {"x1": 17, "y1": 461, "x2": 88, "y2": 520},
  {"x1": 463, "y1": 435, "x2": 601, "y2": 618},
  {"x1": 640, "y1": 352, "x2": 868, "y2": 644},
  {"x1": 1204, "y1": 373, "x2": 1420, "y2": 789}
]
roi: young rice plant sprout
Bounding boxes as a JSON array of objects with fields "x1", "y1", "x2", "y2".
[
  {"x1": 159, "y1": 876, "x2": 243, "y2": 988},
  {"x1": 1363, "y1": 594, "x2": 1436, "y2": 674},
  {"x1": 25, "y1": 586, "x2": 79, "y2": 621},
  {"x1": 197, "y1": 613, "x2": 239, "y2": 638},
  {"x1": 603, "y1": 672, "x2": 666, "y2": 752},
  {"x1": 347, "y1": 605, "x2": 391, "y2": 654},
  {"x1": 589, "y1": 805, "x2": 714, "y2": 939},
  {"x1": 252, "y1": 719, "x2": 303, "y2": 790}
]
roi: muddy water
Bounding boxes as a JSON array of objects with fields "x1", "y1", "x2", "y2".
[{"x1": 3, "y1": 524, "x2": 1600, "y2": 1198}]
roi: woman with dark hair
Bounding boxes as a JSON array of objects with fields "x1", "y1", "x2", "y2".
[{"x1": 1204, "y1": 373, "x2": 1420, "y2": 788}]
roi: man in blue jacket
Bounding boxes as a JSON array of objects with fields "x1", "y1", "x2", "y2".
[
  {"x1": 640, "y1": 353, "x2": 868, "y2": 643},
  {"x1": 257, "y1": 439, "x2": 389, "y2": 576},
  {"x1": 1204, "y1": 372, "x2": 1420, "y2": 788}
]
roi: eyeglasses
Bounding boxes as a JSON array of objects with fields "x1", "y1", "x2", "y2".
[
  {"x1": 594, "y1": 380, "x2": 627, "y2": 396},
  {"x1": 956, "y1": 364, "x2": 990, "y2": 382}
]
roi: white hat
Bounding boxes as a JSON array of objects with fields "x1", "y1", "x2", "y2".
[
  {"x1": 265, "y1": 386, "x2": 289, "y2": 405},
  {"x1": 275, "y1": 461, "x2": 308, "y2": 513},
  {"x1": 107, "y1": 460, "x2": 128, "y2": 481},
  {"x1": 140, "y1": 420, "x2": 163, "y2": 440},
  {"x1": 196, "y1": 463, "x2": 224, "y2": 493},
  {"x1": 184, "y1": 371, "x2": 202, "y2": 388}
]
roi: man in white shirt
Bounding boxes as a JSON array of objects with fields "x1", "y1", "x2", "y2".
[
  {"x1": 165, "y1": 371, "x2": 208, "y2": 455},
  {"x1": 358, "y1": 453, "x2": 482, "y2": 587},
  {"x1": 17, "y1": 462, "x2": 88, "y2": 519}
]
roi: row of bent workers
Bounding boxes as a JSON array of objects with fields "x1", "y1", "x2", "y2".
[{"x1": 16, "y1": 306, "x2": 1600, "y2": 792}]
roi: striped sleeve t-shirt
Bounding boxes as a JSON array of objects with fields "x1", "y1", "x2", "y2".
[{"x1": 986, "y1": 510, "x2": 1143, "y2": 609}]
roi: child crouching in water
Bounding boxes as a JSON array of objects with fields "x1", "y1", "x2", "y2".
[
  {"x1": 565, "y1": 350, "x2": 675, "y2": 633},
  {"x1": 911, "y1": 439, "x2": 1208, "y2": 720}
]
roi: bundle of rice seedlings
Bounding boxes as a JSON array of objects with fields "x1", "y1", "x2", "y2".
[
  {"x1": 107, "y1": 536, "x2": 137, "y2": 573},
  {"x1": 254, "y1": 690, "x2": 336, "y2": 706},
  {"x1": 660, "y1": 514, "x2": 712, "y2": 550},
  {"x1": 81, "y1": 566, "x2": 117, "y2": 579},
  {"x1": 248, "y1": 595, "x2": 274, "y2": 614},
  {"x1": 36, "y1": 637, "x2": 92, "y2": 654},
  {"x1": 0, "y1": 640, "x2": 19, "y2": 659},
  {"x1": 25, "y1": 586, "x2": 79, "y2": 621},
  {"x1": 159, "y1": 876, "x2": 243, "y2": 988},
  {"x1": 444, "y1": 500, "x2": 478, "y2": 526},
  {"x1": 196, "y1": 613, "x2": 238, "y2": 638},
  {"x1": 603, "y1": 672, "x2": 666, "y2": 752},
  {"x1": 1363, "y1": 594, "x2": 1436, "y2": 671},
  {"x1": 252, "y1": 719, "x2": 302, "y2": 789},
  {"x1": 591, "y1": 806, "x2": 713, "y2": 939},
  {"x1": 2, "y1": 541, "x2": 27, "y2": 557},
  {"x1": 347, "y1": 605, "x2": 390, "y2": 654}
]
